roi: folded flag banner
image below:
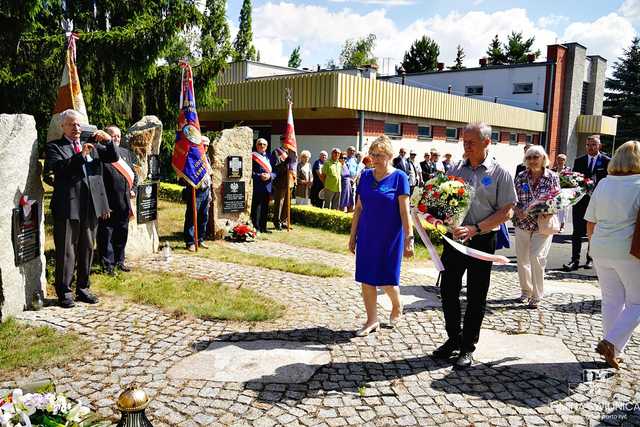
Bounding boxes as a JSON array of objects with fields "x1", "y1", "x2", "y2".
[
  {"x1": 282, "y1": 96, "x2": 298, "y2": 171},
  {"x1": 171, "y1": 60, "x2": 210, "y2": 187},
  {"x1": 47, "y1": 32, "x2": 88, "y2": 142}
]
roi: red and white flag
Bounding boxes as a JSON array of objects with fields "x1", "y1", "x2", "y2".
[
  {"x1": 46, "y1": 33, "x2": 88, "y2": 142},
  {"x1": 282, "y1": 101, "x2": 297, "y2": 153}
]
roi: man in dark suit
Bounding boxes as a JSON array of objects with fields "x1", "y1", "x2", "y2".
[
  {"x1": 515, "y1": 143, "x2": 532, "y2": 177},
  {"x1": 251, "y1": 138, "x2": 276, "y2": 233},
  {"x1": 564, "y1": 135, "x2": 610, "y2": 271},
  {"x1": 420, "y1": 152, "x2": 432, "y2": 182},
  {"x1": 45, "y1": 109, "x2": 119, "y2": 308},
  {"x1": 392, "y1": 148, "x2": 410, "y2": 175},
  {"x1": 271, "y1": 137, "x2": 295, "y2": 230},
  {"x1": 97, "y1": 125, "x2": 138, "y2": 275}
]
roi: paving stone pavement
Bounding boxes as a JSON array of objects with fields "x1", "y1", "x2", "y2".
[{"x1": 5, "y1": 240, "x2": 640, "y2": 426}]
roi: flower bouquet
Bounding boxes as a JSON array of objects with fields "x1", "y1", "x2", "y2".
[
  {"x1": 0, "y1": 389, "x2": 108, "y2": 427},
  {"x1": 559, "y1": 170, "x2": 595, "y2": 194},
  {"x1": 225, "y1": 222, "x2": 257, "y2": 242},
  {"x1": 412, "y1": 173, "x2": 475, "y2": 232},
  {"x1": 525, "y1": 188, "x2": 584, "y2": 216}
]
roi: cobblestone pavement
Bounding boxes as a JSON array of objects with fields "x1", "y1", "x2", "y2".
[{"x1": 5, "y1": 240, "x2": 640, "y2": 426}]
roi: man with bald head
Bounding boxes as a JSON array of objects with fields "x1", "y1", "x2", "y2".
[{"x1": 45, "y1": 109, "x2": 119, "y2": 308}]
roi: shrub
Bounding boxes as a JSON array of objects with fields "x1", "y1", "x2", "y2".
[
  {"x1": 291, "y1": 205, "x2": 353, "y2": 234},
  {"x1": 159, "y1": 182, "x2": 183, "y2": 202}
]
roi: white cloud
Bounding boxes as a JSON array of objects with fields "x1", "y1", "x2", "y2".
[
  {"x1": 250, "y1": 2, "x2": 637, "y2": 75},
  {"x1": 619, "y1": 0, "x2": 640, "y2": 22},
  {"x1": 328, "y1": 0, "x2": 414, "y2": 5}
]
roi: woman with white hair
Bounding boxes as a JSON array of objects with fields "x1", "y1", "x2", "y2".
[
  {"x1": 296, "y1": 150, "x2": 313, "y2": 205},
  {"x1": 513, "y1": 145, "x2": 560, "y2": 308},
  {"x1": 585, "y1": 140, "x2": 640, "y2": 369},
  {"x1": 310, "y1": 151, "x2": 327, "y2": 207}
]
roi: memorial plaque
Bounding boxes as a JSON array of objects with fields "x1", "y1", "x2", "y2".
[
  {"x1": 11, "y1": 202, "x2": 40, "y2": 266},
  {"x1": 137, "y1": 182, "x2": 158, "y2": 224},
  {"x1": 223, "y1": 181, "x2": 246, "y2": 213},
  {"x1": 226, "y1": 155, "x2": 243, "y2": 179},
  {"x1": 147, "y1": 154, "x2": 161, "y2": 181}
]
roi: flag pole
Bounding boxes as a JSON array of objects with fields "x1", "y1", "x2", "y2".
[
  {"x1": 285, "y1": 88, "x2": 292, "y2": 232},
  {"x1": 192, "y1": 186, "x2": 198, "y2": 251}
]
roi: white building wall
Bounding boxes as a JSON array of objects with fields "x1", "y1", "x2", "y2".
[
  {"x1": 387, "y1": 65, "x2": 547, "y2": 111},
  {"x1": 246, "y1": 62, "x2": 304, "y2": 79}
]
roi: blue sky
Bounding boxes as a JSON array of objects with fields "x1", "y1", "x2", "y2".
[{"x1": 223, "y1": 0, "x2": 639, "y2": 74}]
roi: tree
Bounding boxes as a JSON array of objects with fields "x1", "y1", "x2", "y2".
[
  {"x1": 400, "y1": 35, "x2": 439, "y2": 73},
  {"x1": 288, "y1": 46, "x2": 302, "y2": 68},
  {"x1": 503, "y1": 31, "x2": 540, "y2": 64},
  {"x1": 233, "y1": 0, "x2": 257, "y2": 61},
  {"x1": 449, "y1": 45, "x2": 465, "y2": 70},
  {"x1": 486, "y1": 34, "x2": 505, "y2": 65},
  {"x1": 604, "y1": 37, "x2": 640, "y2": 143},
  {"x1": 201, "y1": 0, "x2": 233, "y2": 63},
  {"x1": 339, "y1": 33, "x2": 377, "y2": 68}
]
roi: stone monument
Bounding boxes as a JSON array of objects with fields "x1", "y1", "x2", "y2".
[
  {"x1": 210, "y1": 127, "x2": 254, "y2": 240},
  {"x1": 121, "y1": 116, "x2": 162, "y2": 258},
  {"x1": 0, "y1": 114, "x2": 47, "y2": 321}
]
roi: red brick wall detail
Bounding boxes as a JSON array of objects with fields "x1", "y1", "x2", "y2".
[
  {"x1": 517, "y1": 133, "x2": 527, "y2": 143},
  {"x1": 432, "y1": 126, "x2": 446, "y2": 140},
  {"x1": 500, "y1": 131, "x2": 510, "y2": 144},
  {"x1": 544, "y1": 44, "x2": 568, "y2": 163},
  {"x1": 533, "y1": 134, "x2": 540, "y2": 145},
  {"x1": 364, "y1": 119, "x2": 385, "y2": 136},
  {"x1": 402, "y1": 123, "x2": 418, "y2": 138}
]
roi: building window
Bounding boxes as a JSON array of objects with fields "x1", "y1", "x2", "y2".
[
  {"x1": 491, "y1": 131, "x2": 500, "y2": 144},
  {"x1": 513, "y1": 83, "x2": 533, "y2": 94},
  {"x1": 446, "y1": 127, "x2": 459, "y2": 140},
  {"x1": 509, "y1": 132, "x2": 518, "y2": 145},
  {"x1": 581, "y1": 82, "x2": 589, "y2": 114},
  {"x1": 417, "y1": 125, "x2": 432, "y2": 139},
  {"x1": 465, "y1": 86, "x2": 483, "y2": 96},
  {"x1": 526, "y1": 134, "x2": 533, "y2": 144},
  {"x1": 384, "y1": 122, "x2": 401, "y2": 136}
]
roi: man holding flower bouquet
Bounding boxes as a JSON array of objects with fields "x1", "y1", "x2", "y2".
[{"x1": 432, "y1": 122, "x2": 517, "y2": 369}]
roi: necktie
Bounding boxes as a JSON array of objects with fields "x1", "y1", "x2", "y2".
[
  {"x1": 72, "y1": 140, "x2": 81, "y2": 154},
  {"x1": 588, "y1": 157, "x2": 594, "y2": 175}
]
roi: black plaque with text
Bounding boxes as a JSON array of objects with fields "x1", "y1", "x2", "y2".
[
  {"x1": 137, "y1": 182, "x2": 158, "y2": 223},
  {"x1": 226, "y1": 155, "x2": 243, "y2": 179},
  {"x1": 222, "y1": 181, "x2": 246, "y2": 213},
  {"x1": 12, "y1": 202, "x2": 40, "y2": 266}
]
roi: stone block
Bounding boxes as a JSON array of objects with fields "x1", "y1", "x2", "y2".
[
  {"x1": 210, "y1": 127, "x2": 254, "y2": 240},
  {"x1": 0, "y1": 114, "x2": 47, "y2": 320},
  {"x1": 123, "y1": 116, "x2": 162, "y2": 258}
]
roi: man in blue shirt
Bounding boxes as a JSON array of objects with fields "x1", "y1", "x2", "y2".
[{"x1": 345, "y1": 146, "x2": 359, "y2": 211}]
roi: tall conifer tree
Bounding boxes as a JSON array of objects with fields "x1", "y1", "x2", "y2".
[
  {"x1": 233, "y1": 0, "x2": 257, "y2": 61},
  {"x1": 401, "y1": 36, "x2": 439, "y2": 73},
  {"x1": 605, "y1": 37, "x2": 640, "y2": 142}
]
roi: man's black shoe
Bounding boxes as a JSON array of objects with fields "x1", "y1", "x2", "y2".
[
  {"x1": 584, "y1": 259, "x2": 593, "y2": 269},
  {"x1": 76, "y1": 292, "x2": 99, "y2": 304},
  {"x1": 260, "y1": 229, "x2": 272, "y2": 234},
  {"x1": 454, "y1": 352, "x2": 474, "y2": 369},
  {"x1": 59, "y1": 298, "x2": 75, "y2": 309},
  {"x1": 104, "y1": 267, "x2": 115, "y2": 276},
  {"x1": 117, "y1": 264, "x2": 131, "y2": 272},
  {"x1": 563, "y1": 260, "x2": 580, "y2": 272},
  {"x1": 431, "y1": 339, "x2": 460, "y2": 359}
]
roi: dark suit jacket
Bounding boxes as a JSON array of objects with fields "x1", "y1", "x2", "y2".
[
  {"x1": 572, "y1": 153, "x2": 610, "y2": 235},
  {"x1": 102, "y1": 146, "x2": 138, "y2": 216},
  {"x1": 252, "y1": 152, "x2": 276, "y2": 195},
  {"x1": 419, "y1": 160, "x2": 434, "y2": 182},
  {"x1": 45, "y1": 136, "x2": 119, "y2": 221},
  {"x1": 393, "y1": 156, "x2": 410, "y2": 174},
  {"x1": 515, "y1": 163, "x2": 526, "y2": 177}
]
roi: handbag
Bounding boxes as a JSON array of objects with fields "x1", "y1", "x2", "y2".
[
  {"x1": 537, "y1": 213, "x2": 561, "y2": 235},
  {"x1": 631, "y1": 208, "x2": 640, "y2": 259}
]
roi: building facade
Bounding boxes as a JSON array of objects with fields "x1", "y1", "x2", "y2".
[{"x1": 201, "y1": 43, "x2": 617, "y2": 175}]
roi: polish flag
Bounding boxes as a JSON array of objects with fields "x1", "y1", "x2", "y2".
[
  {"x1": 46, "y1": 33, "x2": 88, "y2": 142},
  {"x1": 282, "y1": 101, "x2": 297, "y2": 153}
]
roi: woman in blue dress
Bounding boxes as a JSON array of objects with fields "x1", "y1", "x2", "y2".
[{"x1": 349, "y1": 135, "x2": 414, "y2": 336}]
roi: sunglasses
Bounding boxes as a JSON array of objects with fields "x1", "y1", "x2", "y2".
[{"x1": 370, "y1": 153, "x2": 386, "y2": 159}]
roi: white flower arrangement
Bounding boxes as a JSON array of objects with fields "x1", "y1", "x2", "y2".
[{"x1": 0, "y1": 389, "x2": 103, "y2": 427}]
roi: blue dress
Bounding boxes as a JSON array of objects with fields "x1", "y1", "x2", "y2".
[{"x1": 355, "y1": 169, "x2": 410, "y2": 286}]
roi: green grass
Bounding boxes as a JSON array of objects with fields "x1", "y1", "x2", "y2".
[
  {"x1": 0, "y1": 318, "x2": 91, "y2": 372},
  {"x1": 92, "y1": 270, "x2": 285, "y2": 321},
  {"x1": 157, "y1": 199, "x2": 347, "y2": 277}
]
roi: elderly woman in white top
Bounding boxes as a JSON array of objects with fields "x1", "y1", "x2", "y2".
[
  {"x1": 585, "y1": 140, "x2": 640, "y2": 369},
  {"x1": 296, "y1": 150, "x2": 313, "y2": 205}
]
